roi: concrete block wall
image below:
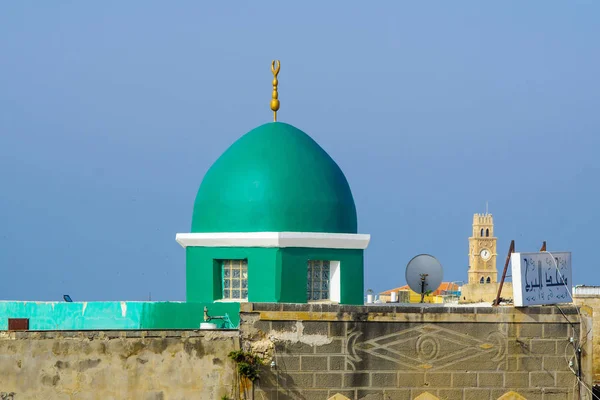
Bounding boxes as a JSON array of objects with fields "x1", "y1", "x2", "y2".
[
  {"x1": 0, "y1": 330, "x2": 238, "y2": 399},
  {"x1": 241, "y1": 303, "x2": 593, "y2": 400}
]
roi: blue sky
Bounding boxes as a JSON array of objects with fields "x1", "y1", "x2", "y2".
[{"x1": 1, "y1": 2, "x2": 598, "y2": 301}]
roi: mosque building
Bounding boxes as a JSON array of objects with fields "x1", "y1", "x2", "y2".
[
  {"x1": 0, "y1": 61, "x2": 370, "y2": 331},
  {"x1": 176, "y1": 60, "x2": 370, "y2": 305}
]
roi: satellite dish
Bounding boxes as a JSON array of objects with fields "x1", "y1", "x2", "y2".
[{"x1": 405, "y1": 254, "x2": 444, "y2": 303}]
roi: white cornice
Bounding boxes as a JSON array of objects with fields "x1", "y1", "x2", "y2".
[{"x1": 175, "y1": 232, "x2": 370, "y2": 250}]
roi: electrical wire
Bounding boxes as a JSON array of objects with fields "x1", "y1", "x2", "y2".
[{"x1": 541, "y1": 251, "x2": 596, "y2": 399}]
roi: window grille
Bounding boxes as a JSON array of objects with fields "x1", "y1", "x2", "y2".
[
  {"x1": 222, "y1": 260, "x2": 248, "y2": 300},
  {"x1": 307, "y1": 260, "x2": 330, "y2": 301}
]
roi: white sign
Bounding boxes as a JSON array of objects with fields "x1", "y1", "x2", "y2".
[{"x1": 511, "y1": 252, "x2": 572, "y2": 307}]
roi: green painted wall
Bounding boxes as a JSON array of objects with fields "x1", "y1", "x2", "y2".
[
  {"x1": 186, "y1": 246, "x2": 282, "y2": 303},
  {"x1": 0, "y1": 301, "x2": 239, "y2": 330},
  {"x1": 192, "y1": 122, "x2": 358, "y2": 234},
  {"x1": 281, "y1": 248, "x2": 364, "y2": 304},
  {"x1": 186, "y1": 246, "x2": 364, "y2": 304}
]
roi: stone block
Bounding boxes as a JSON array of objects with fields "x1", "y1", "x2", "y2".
[
  {"x1": 143, "y1": 391, "x2": 165, "y2": 400},
  {"x1": 395, "y1": 305, "x2": 424, "y2": 314},
  {"x1": 437, "y1": 389, "x2": 463, "y2": 400},
  {"x1": 522, "y1": 307, "x2": 554, "y2": 314},
  {"x1": 463, "y1": 388, "x2": 490, "y2": 400},
  {"x1": 276, "y1": 356, "x2": 300, "y2": 371},
  {"x1": 340, "y1": 305, "x2": 368, "y2": 314},
  {"x1": 281, "y1": 303, "x2": 310, "y2": 312},
  {"x1": 344, "y1": 372, "x2": 370, "y2": 387},
  {"x1": 365, "y1": 305, "x2": 392, "y2": 313},
  {"x1": 478, "y1": 372, "x2": 503, "y2": 387},
  {"x1": 272, "y1": 321, "x2": 298, "y2": 332},
  {"x1": 382, "y1": 389, "x2": 411, "y2": 400},
  {"x1": 475, "y1": 307, "x2": 496, "y2": 314},
  {"x1": 371, "y1": 372, "x2": 397, "y2": 387},
  {"x1": 543, "y1": 356, "x2": 570, "y2": 371},
  {"x1": 554, "y1": 371, "x2": 576, "y2": 387},
  {"x1": 507, "y1": 339, "x2": 530, "y2": 355},
  {"x1": 530, "y1": 340, "x2": 557, "y2": 354},
  {"x1": 315, "y1": 373, "x2": 342, "y2": 388},
  {"x1": 330, "y1": 322, "x2": 346, "y2": 337},
  {"x1": 316, "y1": 339, "x2": 343, "y2": 354},
  {"x1": 541, "y1": 389, "x2": 569, "y2": 400},
  {"x1": 329, "y1": 356, "x2": 345, "y2": 371},
  {"x1": 424, "y1": 373, "x2": 451, "y2": 387},
  {"x1": 303, "y1": 321, "x2": 329, "y2": 335},
  {"x1": 515, "y1": 324, "x2": 543, "y2": 338},
  {"x1": 544, "y1": 391, "x2": 570, "y2": 400},
  {"x1": 285, "y1": 372, "x2": 314, "y2": 388},
  {"x1": 451, "y1": 372, "x2": 477, "y2": 387},
  {"x1": 517, "y1": 356, "x2": 544, "y2": 371},
  {"x1": 507, "y1": 356, "x2": 518, "y2": 371},
  {"x1": 543, "y1": 323, "x2": 568, "y2": 338},
  {"x1": 253, "y1": 321, "x2": 271, "y2": 334},
  {"x1": 558, "y1": 306, "x2": 578, "y2": 315},
  {"x1": 301, "y1": 356, "x2": 328, "y2": 371},
  {"x1": 504, "y1": 372, "x2": 529, "y2": 388},
  {"x1": 319, "y1": 304, "x2": 340, "y2": 313},
  {"x1": 530, "y1": 371, "x2": 555, "y2": 387},
  {"x1": 398, "y1": 372, "x2": 425, "y2": 387},
  {"x1": 276, "y1": 341, "x2": 314, "y2": 355}
]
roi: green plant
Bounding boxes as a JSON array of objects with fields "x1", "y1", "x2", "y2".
[{"x1": 228, "y1": 349, "x2": 263, "y2": 382}]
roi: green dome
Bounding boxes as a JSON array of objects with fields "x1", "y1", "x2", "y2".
[{"x1": 192, "y1": 122, "x2": 357, "y2": 233}]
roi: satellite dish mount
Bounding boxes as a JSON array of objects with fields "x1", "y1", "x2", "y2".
[
  {"x1": 405, "y1": 254, "x2": 444, "y2": 304},
  {"x1": 419, "y1": 273, "x2": 429, "y2": 303}
]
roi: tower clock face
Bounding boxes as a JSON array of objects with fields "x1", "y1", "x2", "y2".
[{"x1": 480, "y1": 249, "x2": 491, "y2": 261}]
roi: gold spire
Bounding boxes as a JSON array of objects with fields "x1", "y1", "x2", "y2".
[{"x1": 270, "y1": 60, "x2": 281, "y2": 122}]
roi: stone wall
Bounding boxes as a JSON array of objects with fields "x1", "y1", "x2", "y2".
[
  {"x1": 0, "y1": 330, "x2": 238, "y2": 399},
  {"x1": 573, "y1": 295, "x2": 600, "y2": 384},
  {"x1": 0, "y1": 303, "x2": 593, "y2": 400},
  {"x1": 241, "y1": 303, "x2": 593, "y2": 400}
]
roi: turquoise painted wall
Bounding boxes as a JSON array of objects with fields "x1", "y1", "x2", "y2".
[
  {"x1": 0, "y1": 301, "x2": 239, "y2": 330},
  {"x1": 186, "y1": 246, "x2": 364, "y2": 304}
]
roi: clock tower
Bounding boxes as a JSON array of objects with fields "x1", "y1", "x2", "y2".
[{"x1": 468, "y1": 213, "x2": 498, "y2": 284}]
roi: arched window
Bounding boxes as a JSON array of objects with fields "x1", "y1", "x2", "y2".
[
  {"x1": 486, "y1": 228, "x2": 489, "y2": 237},
  {"x1": 486, "y1": 277, "x2": 491, "y2": 284},
  {"x1": 480, "y1": 277, "x2": 484, "y2": 284},
  {"x1": 480, "y1": 228, "x2": 484, "y2": 237}
]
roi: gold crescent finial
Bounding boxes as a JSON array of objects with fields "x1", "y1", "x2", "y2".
[{"x1": 270, "y1": 60, "x2": 280, "y2": 122}]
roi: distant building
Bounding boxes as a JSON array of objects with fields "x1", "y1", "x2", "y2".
[
  {"x1": 460, "y1": 213, "x2": 512, "y2": 303},
  {"x1": 379, "y1": 212, "x2": 513, "y2": 304},
  {"x1": 379, "y1": 282, "x2": 460, "y2": 304}
]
